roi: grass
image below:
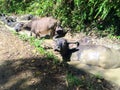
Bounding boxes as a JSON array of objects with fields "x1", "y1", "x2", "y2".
[
  {"x1": 65, "y1": 71, "x2": 106, "y2": 90},
  {"x1": 66, "y1": 73, "x2": 83, "y2": 87},
  {"x1": 94, "y1": 73, "x2": 103, "y2": 79},
  {"x1": 12, "y1": 31, "x2": 60, "y2": 64},
  {"x1": 108, "y1": 34, "x2": 120, "y2": 40}
]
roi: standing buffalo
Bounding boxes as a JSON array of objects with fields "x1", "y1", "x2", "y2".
[
  {"x1": 54, "y1": 38, "x2": 120, "y2": 69},
  {"x1": 26, "y1": 16, "x2": 64, "y2": 38}
]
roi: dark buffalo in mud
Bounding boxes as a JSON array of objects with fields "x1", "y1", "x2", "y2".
[
  {"x1": 4, "y1": 16, "x2": 17, "y2": 26},
  {"x1": 14, "y1": 22, "x2": 24, "y2": 32},
  {"x1": 0, "y1": 15, "x2": 17, "y2": 27},
  {"x1": 54, "y1": 38, "x2": 120, "y2": 69},
  {"x1": 0, "y1": 13, "x2": 6, "y2": 21}
]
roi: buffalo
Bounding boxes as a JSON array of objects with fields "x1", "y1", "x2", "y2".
[
  {"x1": 14, "y1": 22, "x2": 24, "y2": 32},
  {"x1": 54, "y1": 38, "x2": 120, "y2": 69},
  {"x1": 26, "y1": 16, "x2": 65, "y2": 38}
]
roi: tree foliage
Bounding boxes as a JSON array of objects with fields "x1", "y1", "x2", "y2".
[{"x1": 1, "y1": 0, "x2": 120, "y2": 36}]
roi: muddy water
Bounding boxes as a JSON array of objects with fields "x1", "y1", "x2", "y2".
[
  {"x1": 63, "y1": 33, "x2": 120, "y2": 87},
  {"x1": 68, "y1": 61, "x2": 120, "y2": 87}
]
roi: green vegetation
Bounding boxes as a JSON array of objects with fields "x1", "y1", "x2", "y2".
[
  {"x1": 66, "y1": 72, "x2": 105, "y2": 90},
  {"x1": 1, "y1": 0, "x2": 120, "y2": 36},
  {"x1": 66, "y1": 73, "x2": 83, "y2": 87},
  {"x1": 12, "y1": 31, "x2": 59, "y2": 64},
  {"x1": 94, "y1": 73, "x2": 103, "y2": 79}
]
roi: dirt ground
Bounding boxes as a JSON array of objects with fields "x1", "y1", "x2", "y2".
[{"x1": 0, "y1": 23, "x2": 119, "y2": 90}]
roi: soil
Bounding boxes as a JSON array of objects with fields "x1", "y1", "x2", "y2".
[{"x1": 0, "y1": 23, "x2": 119, "y2": 90}]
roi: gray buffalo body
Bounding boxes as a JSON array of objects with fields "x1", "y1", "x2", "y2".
[{"x1": 54, "y1": 38, "x2": 120, "y2": 69}]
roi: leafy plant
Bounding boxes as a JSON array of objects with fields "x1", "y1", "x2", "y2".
[
  {"x1": 18, "y1": 34, "x2": 29, "y2": 41},
  {"x1": 66, "y1": 73, "x2": 83, "y2": 87}
]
